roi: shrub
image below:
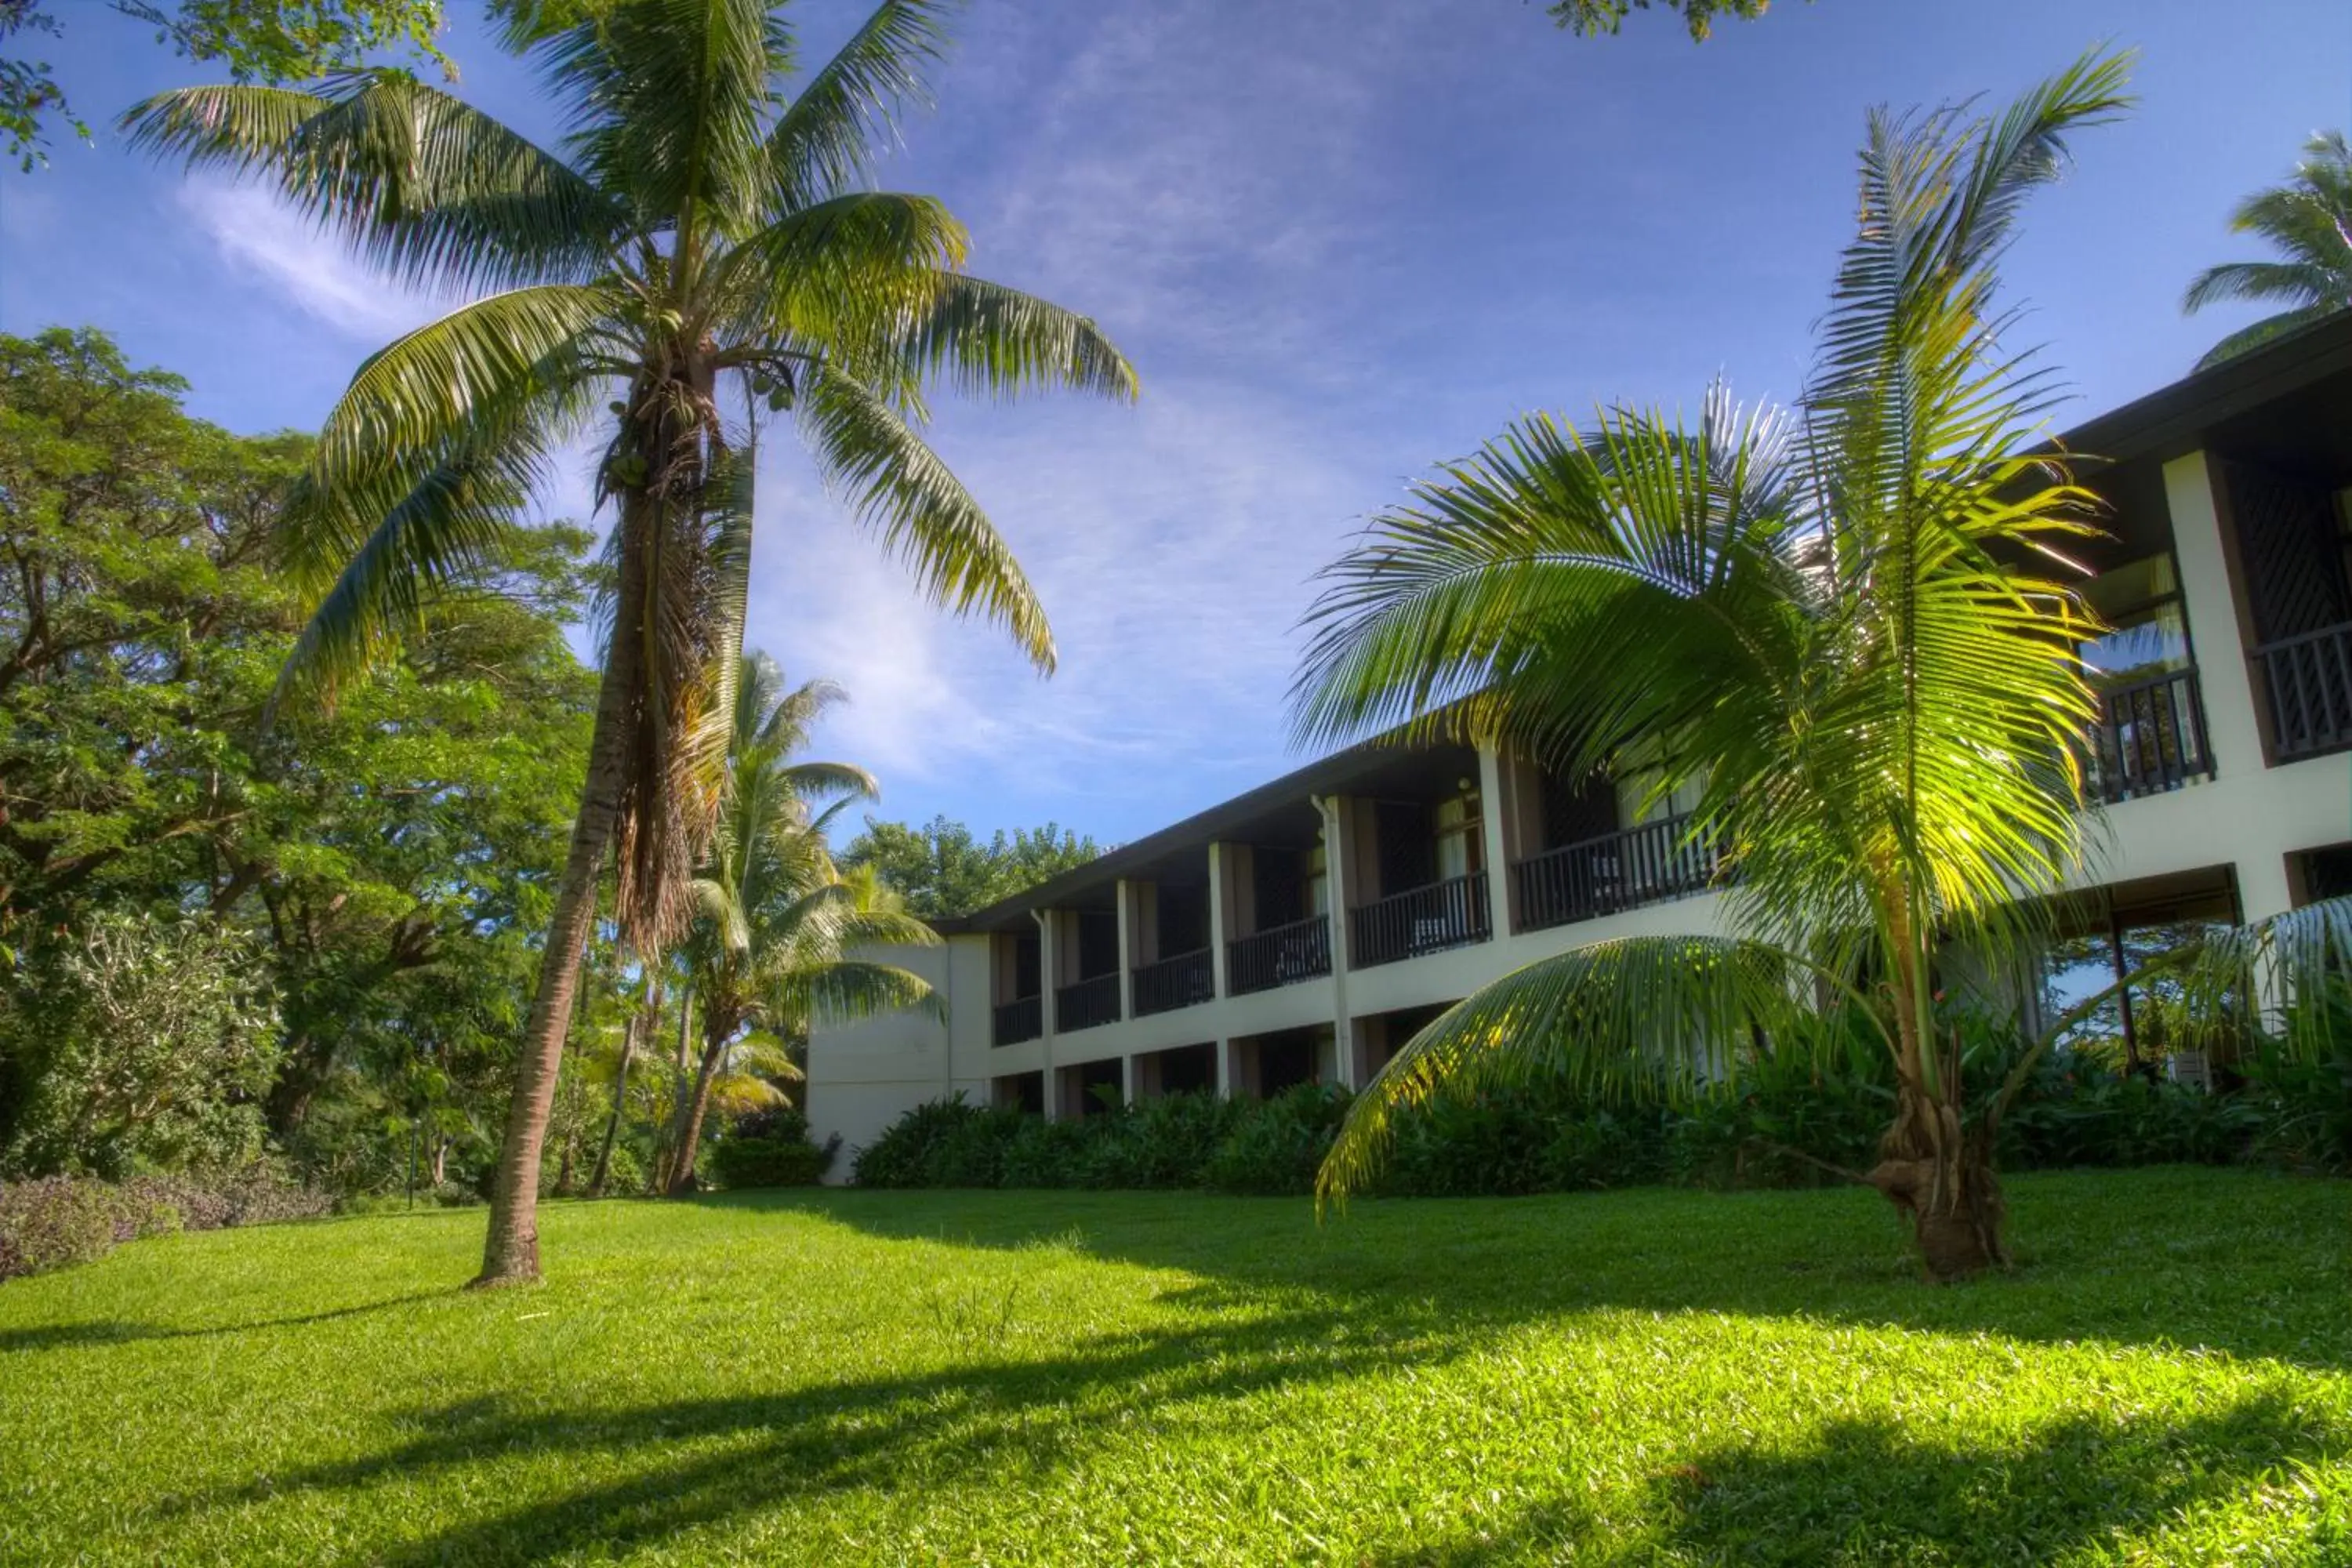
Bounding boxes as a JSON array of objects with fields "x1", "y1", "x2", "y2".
[
  {"x1": 0, "y1": 1169, "x2": 328, "y2": 1282},
  {"x1": 708, "y1": 1107, "x2": 839, "y2": 1189},
  {"x1": 1200, "y1": 1085, "x2": 1350, "y2": 1196},
  {"x1": 2, "y1": 913, "x2": 281, "y2": 1180}
]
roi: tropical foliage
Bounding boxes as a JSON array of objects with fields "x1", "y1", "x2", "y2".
[
  {"x1": 843, "y1": 815, "x2": 1102, "y2": 918},
  {"x1": 0, "y1": 326, "x2": 597, "y2": 1203},
  {"x1": 656, "y1": 652, "x2": 941, "y2": 1193},
  {"x1": 2183, "y1": 130, "x2": 2352, "y2": 368},
  {"x1": 1291, "y1": 54, "x2": 2142, "y2": 1279},
  {"x1": 1544, "y1": 0, "x2": 1779, "y2": 42},
  {"x1": 0, "y1": 0, "x2": 450, "y2": 168},
  {"x1": 123, "y1": 0, "x2": 1135, "y2": 1283}
]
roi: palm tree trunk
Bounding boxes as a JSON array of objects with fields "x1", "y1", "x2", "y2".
[
  {"x1": 666, "y1": 1030, "x2": 726, "y2": 1197},
  {"x1": 1865, "y1": 919, "x2": 2006, "y2": 1281},
  {"x1": 650, "y1": 989, "x2": 697, "y2": 1191},
  {"x1": 473, "y1": 500, "x2": 649, "y2": 1289},
  {"x1": 588, "y1": 989, "x2": 652, "y2": 1200}
]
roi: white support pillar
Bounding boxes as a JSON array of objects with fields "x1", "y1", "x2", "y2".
[
  {"x1": 2164, "y1": 451, "x2": 2267, "y2": 781},
  {"x1": 1115, "y1": 878, "x2": 1139, "y2": 1024},
  {"x1": 1214, "y1": 1036, "x2": 1234, "y2": 1098},
  {"x1": 1316, "y1": 794, "x2": 1358, "y2": 1089},
  {"x1": 1477, "y1": 744, "x2": 1515, "y2": 940},
  {"x1": 1033, "y1": 909, "x2": 1062, "y2": 1120},
  {"x1": 2165, "y1": 451, "x2": 2295, "y2": 1022},
  {"x1": 1120, "y1": 1053, "x2": 1137, "y2": 1107},
  {"x1": 1207, "y1": 841, "x2": 1232, "y2": 998}
]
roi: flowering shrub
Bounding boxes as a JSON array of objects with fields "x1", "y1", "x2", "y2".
[{"x1": 0, "y1": 1171, "x2": 331, "y2": 1283}]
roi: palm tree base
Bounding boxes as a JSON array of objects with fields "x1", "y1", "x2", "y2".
[{"x1": 1866, "y1": 1116, "x2": 2009, "y2": 1283}]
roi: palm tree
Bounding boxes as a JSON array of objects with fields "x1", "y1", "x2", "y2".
[
  {"x1": 661, "y1": 653, "x2": 938, "y2": 1192},
  {"x1": 123, "y1": 0, "x2": 1136, "y2": 1284},
  {"x1": 2184, "y1": 130, "x2": 2352, "y2": 368},
  {"x1": 1294, "y1": 54, "x2": 2132, "y2": 1281}
]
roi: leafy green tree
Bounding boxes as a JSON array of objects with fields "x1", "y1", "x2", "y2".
[
  {"x1": 663, "y1": 653, "x2": 936, "y2": 1192},
  {"x1": 0, "y1": 0, "x2": 448, "y2": 168},
  {"x1": 0, "y1": 326, "x2": 602, "y2": 1196},
  {"x1": 843, "y1": 815, "x2": 1102, "y2": 919},
  {"x1": 2183, "y1": 130, "x2": 2352, "y2": 368},
  {"x1": 1296, "y1": 54, "x2": 2134, "y2": 1281},
  {"x1": 1542, "y1": 0, "x2": 1780, "y2": 42},
  {"x1": 124, "y1": 0, "x2": 1136, "y2": 1284}
]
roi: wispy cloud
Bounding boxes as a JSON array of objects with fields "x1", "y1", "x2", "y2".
[
  {"x1": 178, "y1": 179, "x2": 458, "y2": 342},
  {"x1": 743, "y1": 374, "x2": 1392, "y2": 835}
]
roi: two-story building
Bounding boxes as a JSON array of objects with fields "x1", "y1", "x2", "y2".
[{"x1": 807, "y1": 315, "x2": 2352, "y2": 1169}]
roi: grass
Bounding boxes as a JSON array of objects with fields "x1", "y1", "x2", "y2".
[{"x1": 0, "y1": 1169, "x2": 2347, "y2": 1565}]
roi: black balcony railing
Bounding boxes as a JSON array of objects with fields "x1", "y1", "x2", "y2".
[
  {"x1": 1348, "y1": 871, "x2": 1490, "y2": 968},
  {"x1": 1227, "y1": 913, "x2": 1331, "y2": 995},
  {"x1": 991, "y1": 995, "x2": 1041, "y2": 1047},
  {"x1": 2256, "y1": 621, "x2": 2352, "y2": 762},
  {"x1": 1054, "y1": 971, "x2": 1122, "y2": 1033},
  {"x1": 1132, "y1": 947, "x2": 1214, "y2": 1016},
  {"x1": 1512, "y1": 814, "x2": 1718, "y2": 935},
  {"x1": 2090, "y1": 667, "x2": 2214, "y2": 802}
]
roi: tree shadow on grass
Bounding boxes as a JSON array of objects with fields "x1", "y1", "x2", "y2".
[
  {"x1": 739, "y1": 1171, "x2": 2352, "y2": 1371},
  {"x1": 0, "y1": 1292, "x2": 445, "y2": 1355},
  {"x1": 1364, "y1": 1393, "x2": 2339, "y2": 1566},
  {"x1": 180, "y1": 1299, "x2": 1459, "y2": 1566}
]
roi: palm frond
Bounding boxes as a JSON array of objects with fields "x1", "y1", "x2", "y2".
[
  {"x1": 2190, "y1": 303, "x2": 2343, "y2": 369},
  {"x1": 2183, "y1": 260, "x2": 2338, "y2": 314},
  {"x1": 308, "y1": 283, "x2": 619, "y2": 491},
  {"x1": 893, "y1": 273, "x2": 1138, "y2": 403},
  {"x1": 797, "y1": 369, "x2": 1055, "y2": 671},
  {"x1": 122, "y1": 74, "x2": 622, "y2": 294},
  {"x1": 272, "y1": 418, "x2": 564, "y2": 710},
  {"x1": 765, "y1": 0, "x2": 953, "y2": 213},
  {"x1": 537, "y1": 0, "x2": 787, "y2": 238}
]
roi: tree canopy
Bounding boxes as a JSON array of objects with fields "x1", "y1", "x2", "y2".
[
  {"x1": 0, "y1": 325, "x2": 597, "y2": 1189},
  {"x1": 0, "y1": 1, "x2": 449, "y2": 168},
  {"x1": 843, "y1": 815, "x2": 1102, "y2": 920}
]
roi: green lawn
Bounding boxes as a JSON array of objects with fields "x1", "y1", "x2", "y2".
[{"x1": 1, "y1": 1170, "x2": 2347, "y2": 1565}]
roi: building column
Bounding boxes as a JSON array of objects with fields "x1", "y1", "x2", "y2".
[
  {"x1": 1317, "y1": 794, "x2": 1358, "y2": 1089},
  {"x1": 1115, "y1": 878, "x2": 1139, "y2": 1023},
  {"x1": 1207, "y1": 841, "x2": 1232, "y2": 998},
  {"x1": 2165, "y1": 451, "x2": 2267, "y2": 779},
  {"x1": 1033, "y1": 909, "x2": 1062, "y2": 1120},
  {"x1": 1214, "y1": 1036, "x2": 1234, "y2": 1098},
  {"x1": 1478, "y1": 744, "x2": 1517, "y2": 939}
]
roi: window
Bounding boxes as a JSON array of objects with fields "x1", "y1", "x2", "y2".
[
  {"x1": 2040, "y1": 913, "x2": 2238, "y2": 1070},
  {"x1": 1435, "y1": 789, "x2": 1483, "y2": 880},
  {"x1": 2082, "y1": 554, "x2": 2191, "y2": 688}
]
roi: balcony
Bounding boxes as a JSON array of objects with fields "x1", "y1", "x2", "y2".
[
  {"x1": 991, "y1": 995, "x2": 1041, "y2": 1047},
  {"x1": 1054, "y1": 971, "x2": 1122, "y2": 1033},
  {"x1": 2255, "y1": 622, "x2": 2352, "y2": 762},
  {"x1": 2089, "y1": 668, "x2": 2214, "y2": 803},
  {"x1": 1512, "y1": 814, "x2": 1718, "y2": 934},
  {"x1": 1227, "y1": 913, "x2": 1330, "y2": 995},
  {"x1": 1132, "y1": 947, "x2": 1214, "y2": 1017},
  {"x1": 1349, "y1": 871, "x2": 1490, "y2": 968}
]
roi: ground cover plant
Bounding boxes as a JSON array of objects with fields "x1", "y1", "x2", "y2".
[{"x1": 1, "y1": 1170, "x2": 2345, "y2": 1565}]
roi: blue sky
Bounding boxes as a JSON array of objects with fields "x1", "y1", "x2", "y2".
[{"x1": 2, "y1": 0, "x2": 2347, "y2": 848}]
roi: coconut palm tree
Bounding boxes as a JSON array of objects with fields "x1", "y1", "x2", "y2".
[
  {"x1": 660, "y1": 654, "x2": 938, "y2": 1192},
  {"x1": 122, "y1": 0, "x2": 1135, "y2": 1284},
  {"x1": 2184, "y1": 131, "x2": 2352, "y2": 368},
  {"x1": 1294, "y1": 53, "x2": 2132, "y2": 1281}
]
